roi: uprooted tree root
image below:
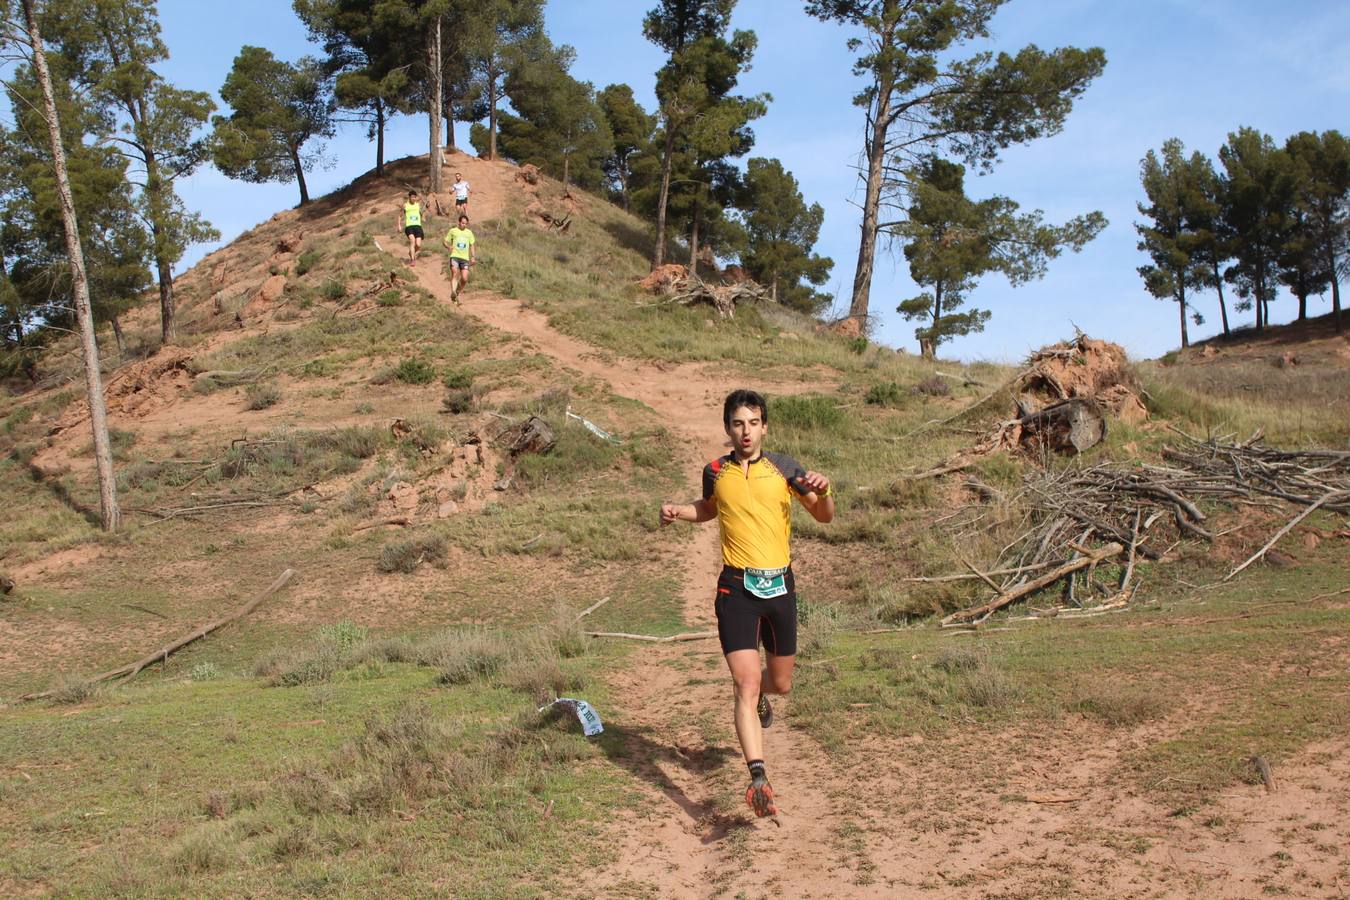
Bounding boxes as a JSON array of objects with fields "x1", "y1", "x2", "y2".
[{"x1": 637, "y1": 272, "x2": 766, "y2": 319}]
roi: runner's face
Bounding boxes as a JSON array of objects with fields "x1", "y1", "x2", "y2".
[{"x1": 726, "y1": 405, "x2": 767, "y2": 459}]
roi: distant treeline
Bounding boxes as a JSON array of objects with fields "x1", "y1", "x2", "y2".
[{"x1": 1137, "y1": 129, "x2": 1348, "y2": 347}]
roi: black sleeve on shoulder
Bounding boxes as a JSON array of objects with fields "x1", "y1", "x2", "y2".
[
  {"x1": 702, "y1": 462, "x2": 717, "y2": 500},
  {"x1": 767, "y1": 452, "x2": 810, "y2": 495}
]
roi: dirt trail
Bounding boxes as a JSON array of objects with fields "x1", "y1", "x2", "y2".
[{"x1": 411, "y1": 252, "x2": 868, "y2": 895}]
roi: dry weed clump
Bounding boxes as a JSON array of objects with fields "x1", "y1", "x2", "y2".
[
  {"x1": 48, "y1": 673, "x2": 99, "y2": 705},
  {"x1": 1073, "y1": 682, "x2": 1168, "y2": 727},
  {"x1": 421, "y1": 629, "x2": 513, "y2": 684},
  {"x1": 376, "y1": 534, "x2": 449, "y2": 574},
  {"x1": 244, "y1": 381, "x2": 281, "y2": 410}
]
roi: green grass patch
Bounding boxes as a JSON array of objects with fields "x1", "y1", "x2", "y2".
[{"x1": 791, "y1": 549, "x2": 1349, "y2": 809}]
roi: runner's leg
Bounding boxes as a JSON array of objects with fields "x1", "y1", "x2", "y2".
[
  {"x1": 761, "y1": 652, "x2": 794, "y2": 696},
  {"x1": 406, "y1": 231, "x2": 415, "y2": 263},
  {"x1": 725, "y1": 649, "x2": 763, "y2": 763}
]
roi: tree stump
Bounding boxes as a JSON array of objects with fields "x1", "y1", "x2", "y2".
[
  {"x1": 495, "y1": 416, "x2": 556, "y2": 456},
  {"x1": 1017, "y1": 399, "x2": 1106, "y2": 454}
]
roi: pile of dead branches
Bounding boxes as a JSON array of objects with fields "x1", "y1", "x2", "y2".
[
  {"x1": 645, "y1": 274, "x2": 765, "y2": 319},
  {"x1": 932, "y1": 431, "x2": 1349, "y2": 626}
]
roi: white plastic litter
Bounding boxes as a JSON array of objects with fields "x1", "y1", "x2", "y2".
[{"x1": 539, "y1": 697, "x2": 604, "y2": 736}]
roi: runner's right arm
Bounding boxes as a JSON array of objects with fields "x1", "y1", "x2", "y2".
[{"x1": 659, "y1": 497, "x2": 716, "y2": 526}]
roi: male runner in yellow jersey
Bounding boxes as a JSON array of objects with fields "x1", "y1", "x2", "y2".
[
  {"x1": 398, "y1": 190, "x2": 425, "y2": 267},
  {"x1": 659, "y1": 389, "x2": 834, "y2": 817},
  {"x1": 442, "y1": 213, "x2": 476, "y2": 302}
]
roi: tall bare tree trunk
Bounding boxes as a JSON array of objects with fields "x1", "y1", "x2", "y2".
[
  {"x1": 653, "y1": 123, "x2": 677, "y2": 268},
  {"x1": 1332, "y1": 272, "x2": 1343, "y2": 333},
  {"x1": 1177, "y1": 287, "x2": 1189, "y2": 348},
  {"x1": 155, "y1": 256, "x2": 174, "y2": 343},
  {"x1": 110, "y1": 316, "x2": 126, "y2": 356},
  {"x1": 688, "y1": 191, "x2": 701, "y2": 275},
  {"x1": 427, "y1": 16, "x2": 444, "y2": 193},
  {"x1": 1213, "y1": 263, "x2": 1230, "y2": 336},
  {"x1": 375, "y1": 100, "x2": 386, "y2": 175},
  {"x1": 22, "y1": 0, "x2": 120, "y2": 532},
  {"x1": 848, "y1": 64, "x2": 895, "y2": 328},
  {"x1": 487, "y1": 69, "x2": 498, "y2": 160},
  {"x1": 289, "y1": 145, "x2": 310, "y2": 204}
]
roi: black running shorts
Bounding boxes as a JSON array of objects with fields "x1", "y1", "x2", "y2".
[
  {"x1": 714, "y1": 566, "x2": 797, "y2": 656},
  {"x1": 404, "y1": 225, "x2": 424, "y2": 238},
  {"x1": 449, "y1": 257, "x2": 471, "y2": 270}
]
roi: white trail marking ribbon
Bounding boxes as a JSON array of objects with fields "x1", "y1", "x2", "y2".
[
  {"x1": 539, "y1": 697, "x2": 604, "y2": 736},
  {"x1": 565, "y1": 407, "x2": 621, "y2": 444}
]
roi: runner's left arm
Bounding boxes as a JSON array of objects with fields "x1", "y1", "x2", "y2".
[
  {"x1": 796, "y1": 470, "x2": 835, "y2": 523},
  {"x1": 770, "y1": 453, "x2": 835, "y2": 524}
]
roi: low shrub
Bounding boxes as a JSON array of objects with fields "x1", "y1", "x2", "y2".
[
  {"x1": 244, "y1": 382, "x2": 281, "y2": 410},
  {"x1": 393, "y1": 358, "x2": 437, "y2": 385},
  {"x1": 295, "y1": 249, "x2": 322, "y2": 276},
  {"x1": 319, "y1": 277, "x2": 347, "y2": 301},
  {"x1": 864, "y1": 381, "x2": 905, "y2": 407}
]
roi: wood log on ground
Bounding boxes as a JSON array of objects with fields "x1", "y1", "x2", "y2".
[{"x1": 14, "y1": 568, "x2": 296, "y2": 704}]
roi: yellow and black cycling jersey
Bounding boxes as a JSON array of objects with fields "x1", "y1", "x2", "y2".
[{"x1": 702, "y1": 451, "x2": 810, "y2": 570}]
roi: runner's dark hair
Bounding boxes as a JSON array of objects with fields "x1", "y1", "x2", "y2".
[
  {"x1": 723, "y1": 389, "x2": 768, "y2": 429},
  {"x1": 408, "y1": 190, "x2": 417, "y2": 198},
  {"x1": 458, "y1": 214, "x2": 469, "y2": 224}
]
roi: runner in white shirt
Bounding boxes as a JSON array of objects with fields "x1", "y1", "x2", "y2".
[{"x1": 452, "y1": 174, "x2": 470, "y2": 214}]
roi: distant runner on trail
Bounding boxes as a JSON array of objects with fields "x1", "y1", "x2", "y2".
[
  {"x1": 442, "y1": 214, "x2": 476, "y2": 303},
  {"x1": 452, "y1": 173, "x2": 470, "y2": 213},
  {"x1": 399, "y1": 190, "x2": 425, "y2": 267},
  {"x1": 659, "y1": 389, "x2": 835, "y2": 818}
]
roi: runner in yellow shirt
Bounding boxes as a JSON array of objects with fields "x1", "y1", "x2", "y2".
[
  {"x1": 659, "y1": 389, "x2": 835, "y2": 817},
  {"x1": 442, "y1": 214, "x2": 476, "y2": 303},
  {"x1": 397, "y1": 190, "x2": 425, "y2": 267}
]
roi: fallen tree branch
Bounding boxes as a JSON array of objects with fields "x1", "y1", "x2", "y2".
[
  {"x1": 1225, "y1": 489, "x2": 1347, "y2": 581},
  {"x1": 575, "y1": 597, "x2": 611, "y2": 621},
  {"x1": 15, "y1": 568, "x2": 296, "y2": 704},
  {"x1": 583, "y1": 630, "x2": 716, "y2": 643},
  {"x1": 353, "y1": 516, "x2": 411, "y2": 532},
  {"x1": 942, "y1": 543, "x2": 1123, "y2": 626}
]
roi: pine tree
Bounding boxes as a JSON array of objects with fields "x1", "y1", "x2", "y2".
[
  {"x1": 735, "y1": 157, "x2": 833, "y2": 314},
  {"x1": 294, "y1": 0, "x2": 412, "y2": 176},
  {"x1": 210, "y1": 46, "x2": 335, "y2": 206},
  {"x1": 597, "y1": 84, "x2": 655, "y2": 212},
  {"x1": 10, "y1": 0, "x2": 121, "y2": 530},
  {"x1": 1286, "y1": 130, "x2": 1350, "y2": 332},
  {"x1": 897, "y1": 157, "x2": 1103, "y2": 357},
  {"x1": 43, "y1": 0, "x2": 217, "y2": 345},
  {"x1": 1136, "y1": 139, "x2": 1211, "y2": 348},
  {"x1": 805, "y1": 0, "x2": 1104, "y2": 329},
  {"x1": 474, "y1": 44, "x2": 613, "y2": 191},
  {"x1": 1219, "y1": 127, "x2": 1294, "y2": 332},
  {"x1": 464, "y1": 0, "x2": 545, "y2": 161},
  {"x1": 644, "y1": 0, "x2": 759, "y2": 268}
]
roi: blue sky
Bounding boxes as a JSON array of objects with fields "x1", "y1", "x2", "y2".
[{"x1": 152, "y1": 0, "x2": 1350, "y2": 361}]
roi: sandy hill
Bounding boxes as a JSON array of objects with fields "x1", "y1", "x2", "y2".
[{"x1": 1, "y1": 152, "x2": 1348, "y2": 898}]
